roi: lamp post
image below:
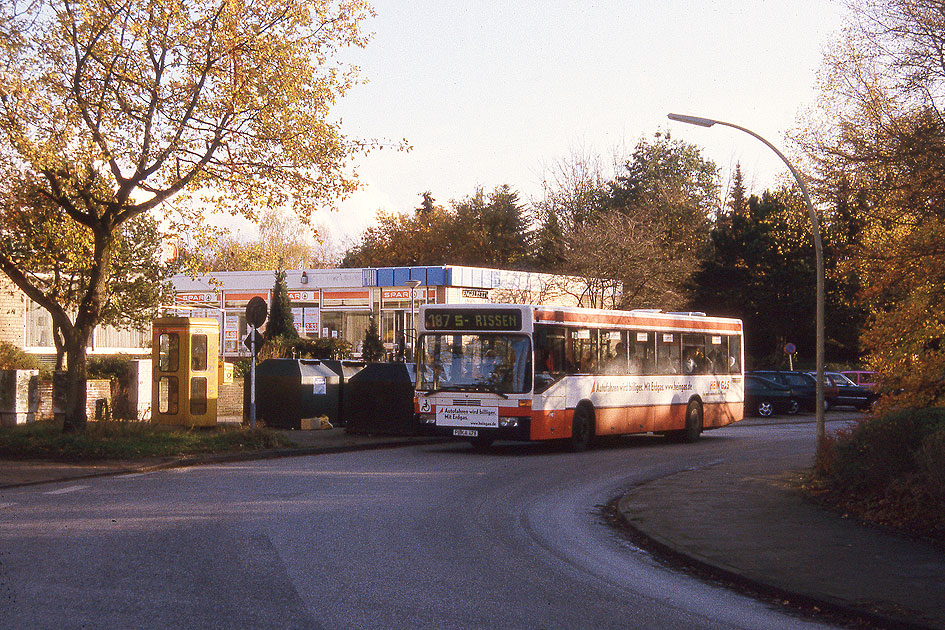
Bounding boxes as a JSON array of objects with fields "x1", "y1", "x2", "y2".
[
  {"x1": 667, "y1": 113, "x2": 826, "y2": 445},
  {"x1": 405, "y1": 279, "x2": 421, "y2": 361}
]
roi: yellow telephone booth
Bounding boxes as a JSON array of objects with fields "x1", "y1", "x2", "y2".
[{"x1": 151, "y1": 317, "x2": 219, "y2": 427}]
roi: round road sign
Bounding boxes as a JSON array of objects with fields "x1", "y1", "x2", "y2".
[
  {"x1": 245, "y1": 296, "x2": 268, "y2": 328},
  {"x1": 784, "y1": 342, "x2": 797, "y2": 355}
]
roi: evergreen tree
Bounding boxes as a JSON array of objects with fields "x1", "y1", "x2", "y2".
[
  {"x1": 727, "y1": 163, "x2": 748, "y2": 221},
  {"x1": 416, "y1": 191, "x2": 436, "y2": 215},
  {"x1": 361, "y1": 315, "x2": 385, "y2": 362},
  {"x1": 265, "y1": 268, "x2": 298, "y2": 340}
]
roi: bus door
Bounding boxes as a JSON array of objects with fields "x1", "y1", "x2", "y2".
[{"x1": 532, "y1": 325, "x2": 567, "y2": 439}]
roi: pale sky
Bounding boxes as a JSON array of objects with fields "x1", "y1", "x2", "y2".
[{"x1": 308, "y1": 0, "x2": 849, "y2": 250}]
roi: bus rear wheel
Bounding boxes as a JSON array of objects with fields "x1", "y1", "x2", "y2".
[
  {"x1": 569, "y1": 405, "x2": 595, "y2": 452},
  {"x1": 668, "y1": 400, "x2": 703, "y2": 443}
]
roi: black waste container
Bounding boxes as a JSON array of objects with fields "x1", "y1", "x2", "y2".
[
  {"x1": 312, "y1": 360, "x2": 366, "y2": 427},
  {"x1": 343, "y1": 362, "x2": 418, "y2": 435},
  {"x1": 250, "y1": 359, "x2": 342, "y2": 429}
]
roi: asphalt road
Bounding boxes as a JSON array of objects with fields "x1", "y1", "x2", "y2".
[{"x1": 0, "y1": 414, "x2": 856, "y2": 629}]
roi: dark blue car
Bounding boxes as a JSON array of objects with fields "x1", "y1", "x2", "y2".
[{"x1": 744, "y1": 375, "x2": 795, "y2": 417}]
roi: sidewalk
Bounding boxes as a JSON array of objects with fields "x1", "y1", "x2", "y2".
[
  {"x1": 0, "y1": 427, "x2": 441, "y2": 488},
  {"x1": 618, "y1": 447, "x2": 945, "y2": 629}
]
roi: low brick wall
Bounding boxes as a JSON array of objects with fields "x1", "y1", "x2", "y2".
[
  {"x1": 37, "y1": 378, "x2": 113, "y2": 421},
  {"x1": 31, "y1": 376, "x2": 246, "y2": 422}
]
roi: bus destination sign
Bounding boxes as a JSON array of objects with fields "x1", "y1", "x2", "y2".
[{"x1": 424, "y1": 308, "x2": 522, "y2": 332}]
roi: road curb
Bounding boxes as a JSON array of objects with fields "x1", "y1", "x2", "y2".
[{"x1": 614, "y1": 484, "x2": 937, "y2": 630}]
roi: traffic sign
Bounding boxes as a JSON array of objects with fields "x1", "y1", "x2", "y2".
[
  {"x1": 245, "y1": 296, "x2": 268, "y2": 328},
  {"x1": 784, "y1": 342, "x2": 797, "y2": 355},
  {"x1": 244, "y1": 329, "x2": 264, "y2": 356}
]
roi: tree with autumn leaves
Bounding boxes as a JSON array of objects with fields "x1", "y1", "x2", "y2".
[
  {"x1": 797, "y1": 0, "x2": 945, "y2": 411},
  {"x1": 341, "y1": 186, "x2": 531, "y2": 269},
  {"x1": 0, "y1": 0, "x2": 375, "y2": 431},
  {"x1": 0, "y1": 182, "x2": 176, "y2": 370}
]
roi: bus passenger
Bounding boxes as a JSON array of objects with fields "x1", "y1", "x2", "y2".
[
  {"x1": 628, "y1": 344, "x2": 644, "y2": 374},
  {"x1": 606, "y1": 342, "x2": 628, "y2": 374}
]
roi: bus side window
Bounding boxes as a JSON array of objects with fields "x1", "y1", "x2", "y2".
[
  {"x1": 602, "y1": 331, "x2": 628, "y2": 374},
  {"x1": 657, "y1": 333, "x2": 679, "y2": 375},
  {"x1": 708, "y1": 335, "x2": 727, "y2": 374},
  {"x1": 567, "y1": 328, "x2": 595, "y2": 374},
  {"x1": 728, "y1": 335, "x2": 742, "y2": 374},
  {"x1": 630, "y1": 331, "x2": 652, "y2": 375},
  {"x1": 682, "y1": 334, "x2": 709, "y2": 375},
  {"x1": 535, "y1": 325, "x2": 566, "y2": 375}
]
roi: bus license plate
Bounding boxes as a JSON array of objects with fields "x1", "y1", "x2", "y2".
[{"x1": 453, "y1": 429, "x2": 478, "y2": 437}]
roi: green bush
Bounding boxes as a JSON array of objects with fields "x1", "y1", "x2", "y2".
[
  {"x1": 258, "y1": 336, "x2": 353, "y2": 361},
  {"x1": 87, "y1": 354, "x2": 132, "y2": 380},
  {"x1": 233, "y1": 358, "x2": 252, "y2": 379},
  {"x1": 0, "y1": 341, "x2": 42, "y2": 371},
  {"x1": 813, "y1": 407, "x2": 945, "y2": 541},
  {"x1": 917, "y1": 430, "x2": 945, "y2": 503},
  {"x1": 818, "y1": 408, "x2": 945, "y2": 491}
]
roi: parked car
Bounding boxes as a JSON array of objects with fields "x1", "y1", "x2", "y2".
[
  {"x1": 744, "y1": 375, "x2": 795, "y2": 417},
  {"x1": 748, "y1": 370, "x2": 835, "y2": 413},
  {"x1": 840, "y1": 370, "x2": 879, "y2": 391},
  {"x1": 823, "y1": 371, "x2": 879, "y2": 410}
]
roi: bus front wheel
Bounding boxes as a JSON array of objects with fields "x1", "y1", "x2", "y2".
[
  {"x1": 569, "y1": 405, "x2": 595, "y2": 452},
  {"x1": 469, "y1": 436, "x2": 495, "y2": 451}
]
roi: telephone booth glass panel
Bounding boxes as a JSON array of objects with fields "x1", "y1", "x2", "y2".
[
  {"x1": 159, "y1": 333, "x2": 179, "y2": 372},
  {"x1": 159, "y1": 376, "x2": 178, "y2": 415},
  {"x1": 192, "y1": 334, "x2": 208, "y2": 371},
  {"x1": 190, "y1": 377, "x2": 207, "y2": 415}
]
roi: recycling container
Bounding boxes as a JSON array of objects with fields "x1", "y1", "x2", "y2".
[{"x1": 343, "y1": 362, "x2": 419, "y2": 435}]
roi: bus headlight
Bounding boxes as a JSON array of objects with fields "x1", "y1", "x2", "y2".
[
  {"x1": 498, "y1": 417, "x2": 519, "y2": 428},
  {"x1": 418, "y1": 414, "x2": 436, "y2": 424}
]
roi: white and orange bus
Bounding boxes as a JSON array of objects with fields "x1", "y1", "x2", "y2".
[{"x1": 414, "y1": 303, "x2": 744, "y2": 450}]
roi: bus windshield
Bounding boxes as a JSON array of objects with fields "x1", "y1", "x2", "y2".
[{"x1": 417, "y1": 334, "x2": 532, "y2": 394}]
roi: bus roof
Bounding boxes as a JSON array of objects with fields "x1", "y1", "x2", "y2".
[{"x1": 419, "y1": 303, "x2": 742, "y2": 334}]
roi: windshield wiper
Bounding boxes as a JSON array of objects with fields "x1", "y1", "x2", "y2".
[
  {"x1": 424, "y1": 385, "x2": 473, "y2": 395},
  {"x1": 482, "y1": 384, "x2": 509, "y2": 399},
  {"x1": 423, "y1": 383, "x2": 508, "y2": 398}
]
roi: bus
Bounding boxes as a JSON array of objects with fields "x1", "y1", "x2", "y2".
[{"x1": 414, "y1": 303, "x2": 744, "y2": 450}]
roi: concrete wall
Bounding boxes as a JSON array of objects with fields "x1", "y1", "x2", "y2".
[{"x1": 0, "y1": 369, "x2": 39, "y2": 426}]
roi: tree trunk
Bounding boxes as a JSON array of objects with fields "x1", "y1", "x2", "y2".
[{"x1": 62, "y1": 337, "x2": 89, "y2": 433}]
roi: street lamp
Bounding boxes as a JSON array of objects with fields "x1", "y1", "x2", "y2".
[
  {"x1": 405, "y1": 279, "x2": 422, "y2": 361},
  {"x1": 667, "y1": 113, "x2": 826, "y2": 445}
]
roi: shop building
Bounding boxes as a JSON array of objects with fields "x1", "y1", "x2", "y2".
[
  {"x1": 1, "y1": 265, "x2": 599, "y2": 362},
  {"x1": 171, "y1": 265, "x2": 589, "y2": 359},
  {"x1": 0, "y1": 275, "x2": 151, "y2": 364}
]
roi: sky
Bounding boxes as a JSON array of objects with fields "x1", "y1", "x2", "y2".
[{"x1": 299, "y1": 0, "x2": 850, "y2": 251}]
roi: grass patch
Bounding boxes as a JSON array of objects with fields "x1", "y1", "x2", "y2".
[
  {"x1": 806, "y1": 408, "x2": 945, "y2": 547},
  {"x1": 0, "y1": 419, "x2": 296, "y2": 462}
]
